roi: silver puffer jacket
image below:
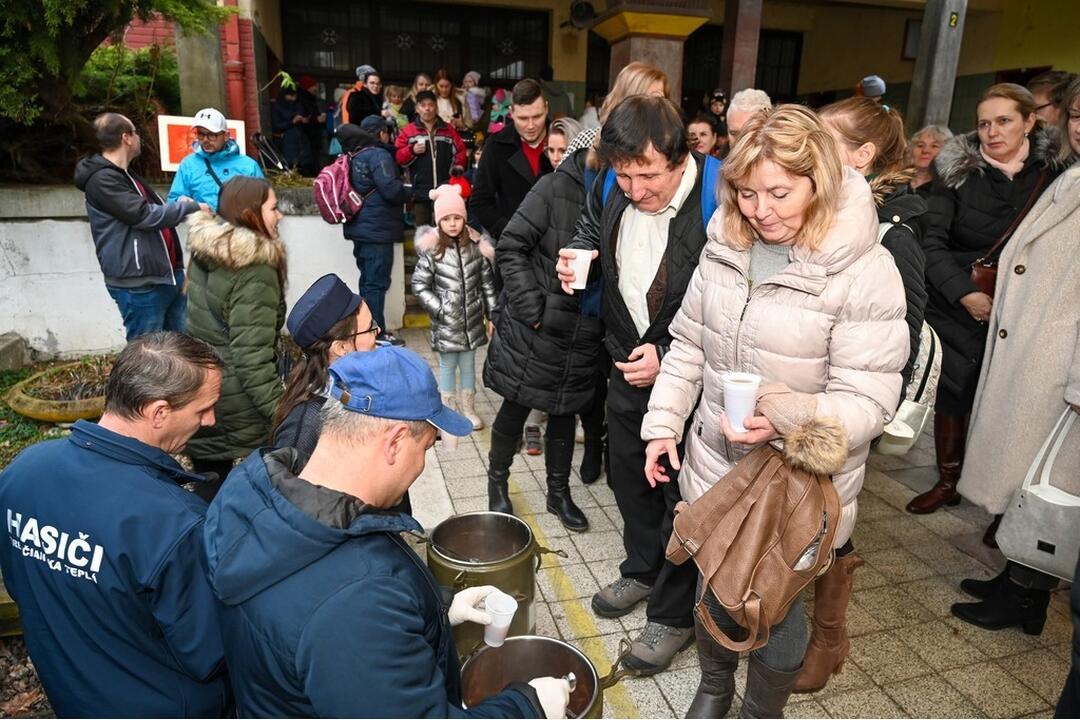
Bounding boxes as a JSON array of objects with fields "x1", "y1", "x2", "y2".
[{"x1": 411, "y1": 225, "x2": 498, "y2": 353}]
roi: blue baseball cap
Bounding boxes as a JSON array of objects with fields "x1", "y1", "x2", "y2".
[
  {"x1": 288, "y1": 274, "x2": 362, "y2": 349},
  {"x1": 328, "y1": 347, "x2": 473, "y2": 437}
]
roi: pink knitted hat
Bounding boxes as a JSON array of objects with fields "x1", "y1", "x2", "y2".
[{"x1": 430, "y1": 184, "x2": 467, "y2": 224}]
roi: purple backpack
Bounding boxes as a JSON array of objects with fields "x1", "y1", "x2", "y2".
[{"x1": 313, "y1": 150, "x2": 369, "y2": 224}]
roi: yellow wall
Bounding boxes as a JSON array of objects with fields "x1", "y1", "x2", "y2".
[
  {"x1": 243, "y1": 0, "x2": 284, "y2": 61},
  {"x1": 993, "y1": 0, "x2": 1080, "y2": 71}
]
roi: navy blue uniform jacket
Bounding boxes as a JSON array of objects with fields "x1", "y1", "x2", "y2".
[
  {"x1": 0, "y1": 421, "x2": 230, "y2": 718},
  {"x1": 203, "y1": 448, "x2": 539, "y2": 718}
]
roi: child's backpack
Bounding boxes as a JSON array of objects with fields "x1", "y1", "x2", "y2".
[{"x1": 313, "y1": 150, "x2": 369, "y2": 224}]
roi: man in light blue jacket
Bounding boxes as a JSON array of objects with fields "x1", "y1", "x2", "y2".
[{"x1": 167, "y1": 108, "x2": 264, "y2": 210}]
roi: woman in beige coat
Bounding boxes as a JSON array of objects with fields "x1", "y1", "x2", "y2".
[
  {"x1": 641, "y1": 106, "x2": 908, "y2": 718},
  {"x1": 951, "y1": 77, "x2": 1080, "y2": 636}
]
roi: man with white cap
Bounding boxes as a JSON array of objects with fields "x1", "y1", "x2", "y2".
[
  {"x1": 203, "y1": 346, "x2": 571, "y2": 718},
  {"x1": 167, "y1": 107, "x2": 264, "y2": 211}
]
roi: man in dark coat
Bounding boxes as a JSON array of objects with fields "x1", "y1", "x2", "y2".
[
  {"x1": 469, "y1": 78, "x2": 552, "y2": 242},
  {"x1": 203, "y1": 348, "x2": 569, "y2": 718},
  {"x1": 557, "y1": 96, "x2": 709, "y2": 675},
  {"x1": 339, "y1": 118, "x2": 408, "y2": 346},
  {"x1": 0, "y1": 332, "x2": 231, "y2": 717},
  {"x1": 74, "y1": 112, "x2": 202, "y2": 341}
]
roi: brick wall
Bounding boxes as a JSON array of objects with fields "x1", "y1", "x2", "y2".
[{"x1": 120, "y1": 15, "x2": 175, "y2": 49}]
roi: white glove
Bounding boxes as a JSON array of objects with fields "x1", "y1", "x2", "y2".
[
  {"x1": 448, "y1": 585, "x2": 497, "y2": 627},
  {"x1": 528, "y1": 677, "x2": 571, "y2": 719}
]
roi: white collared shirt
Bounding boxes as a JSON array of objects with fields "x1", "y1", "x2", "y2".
[{"x1": 616, "y1": 156, "x2": 699, "y2": 337}]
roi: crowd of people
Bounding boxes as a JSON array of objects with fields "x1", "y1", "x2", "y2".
[{"x1": 0, "y1": 61, "x2": 1077, "y2": 719}]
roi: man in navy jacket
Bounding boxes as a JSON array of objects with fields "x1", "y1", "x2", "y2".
[
  {"x1": 204, "y1": 347, "x2": 570, "y2": 718},
  {"x1": 0, "y1": 332, "x2": 231, "y2": 718}
]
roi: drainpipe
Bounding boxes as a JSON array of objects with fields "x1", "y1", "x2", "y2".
[{"x1": 222, "y1": 0, "x2": 246, "y2": 122}]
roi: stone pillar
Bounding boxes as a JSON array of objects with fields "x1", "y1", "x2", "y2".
[
  {"x1": 590, "y1": 0, "x2": 711, "y2": 102},
  {"x1": 175, "y1": 25, "x2": 227, "y2": 115},
  {"x1": 906, "y1": 0, "x2": 968, "y2": 130},
  {"x1": 718, "y1": 0, "x2": 763, "y2": 95}
]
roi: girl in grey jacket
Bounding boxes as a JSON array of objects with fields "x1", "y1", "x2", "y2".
[{"x1": 411, "y1": 184, "x2": 497, "y2": 429}]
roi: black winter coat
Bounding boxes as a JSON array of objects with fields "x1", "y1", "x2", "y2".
[
  {"x1": 877, "y1": 186, "x2": 928, "y2": 395},
  {"x1": 921, "y1": 128, "x2": 1063, "y2": 405},
  {"x1": 569, "y1": 151, "x2": 711, "y2": 366},
  {"x1": 343, "y1": 142, "x2": 406, "y2": 244},
  {"x1": 345, "y1": 87, "x2": 382, "y2": 126},
  {"x1": 483, "y1": 150, "x2": 605, "y2": 415},
  {"x1": 469, "y1": 123, "x2": 553, "y2": 240}
]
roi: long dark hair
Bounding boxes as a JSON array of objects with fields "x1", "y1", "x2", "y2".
[
  {"x1": 269, "y1": 310, "x2": 359, "y2": 439},
  {"x1": 434, "y1": 225, "x2": 468, "y2": 261},
  {"x1": 217, "y1": 176, "x2": 288, "y2": 286}
]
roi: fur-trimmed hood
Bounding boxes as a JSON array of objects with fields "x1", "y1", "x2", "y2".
[
  {"x1": 934, "y1": 125, "x2": 1064, "y2": 190},
  {"x1": 186, "y1": 210, "x2": 286, "y2": 271},
  {"x1": 413, "y1": 225, "x2": 495, "y2": 261}
]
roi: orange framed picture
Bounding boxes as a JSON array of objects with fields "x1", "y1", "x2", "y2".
[{"x1": 156, "y1": 115, "x2": 247, "y2": 172}]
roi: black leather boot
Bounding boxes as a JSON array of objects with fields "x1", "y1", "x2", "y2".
[
  {"x1": 951, "y1": 576, "x2": 1050, "y2": 635},
  {"x1": 487, "y1": 428, "x2": 517, "y2": 515},
  {"x1": 740, "y1": 656, "x2": 801, "y2": 719},
  {"x1": 545, "y1": 438, "x2": 589, "y2": 532},
  {"x1": 960, "y1": 565, "x2": 1009, "y2": 600},
  {"x1": 580, "y1": 439, "x2": 604, "y2": 484},
  {"x1": 687, "y1": 613, "x2": 738, "y2": 718}
]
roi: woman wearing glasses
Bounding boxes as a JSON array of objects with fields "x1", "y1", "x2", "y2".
[{"x1": 271, "y1": 274, "x2": 380, "y2": 461}]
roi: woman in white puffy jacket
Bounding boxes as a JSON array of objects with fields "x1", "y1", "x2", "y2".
[{"x1": 640, "y1": 105, "x2": 908, "y2": 719}]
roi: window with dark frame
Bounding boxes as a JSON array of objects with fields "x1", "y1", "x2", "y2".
[{"x1": 281, "y1": 0, "x2": 549, "y2": 88}]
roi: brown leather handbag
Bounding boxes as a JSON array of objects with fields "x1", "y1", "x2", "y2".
[
  {"x1": 666, "y1": 443, "x2": 842, "y2": 652},
  {"x1": 970, "y1": 168, "x2": 1049, "y2": 298}
]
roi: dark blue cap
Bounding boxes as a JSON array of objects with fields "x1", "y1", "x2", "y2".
[
  {"x1": 287, "y1": 274, "x2": 362, "y2": 349},
  {"x1": 328, "y1": 347, "x2": 473, "y2": 437}
]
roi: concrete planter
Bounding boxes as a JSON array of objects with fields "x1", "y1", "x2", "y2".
[{"x1": 4, "y1": 361, "x2": 106, "y2": 423}]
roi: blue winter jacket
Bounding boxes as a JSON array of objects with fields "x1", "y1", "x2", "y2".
[
  {"x1": 0, "y1": 421, "x2": 231, "y2": 718},
  {"x1": 203, "y1": 448, "x2": 540, "y2": 719},
  {"x1": 167, "y1": 140, "x2": 264, "y2": 210},
  {"x1": 343, "y1": 143, "x2": 407, "y2": 244}
]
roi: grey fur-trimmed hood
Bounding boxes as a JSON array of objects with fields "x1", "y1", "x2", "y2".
[{"x1": 933, "y1": 125, "x2": 1064, "y2": 190}]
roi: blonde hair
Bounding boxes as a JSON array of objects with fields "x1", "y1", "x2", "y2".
[
  {"x1": 721, "y1": 104, "x2": 844, "y2": 251},
  {"x1": 598, "y1": 62, "x2": 670, "y2": 124},
  {"x1": 819, "y1": 96, "x2": 913, "y2": 205}
]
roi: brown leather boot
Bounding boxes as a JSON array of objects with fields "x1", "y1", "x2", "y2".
[
  {"x1": 793, "y1": 553, "x2": 864, "y2": 693},
  {"x1": 905, "y1": 413, "x2": 967, "y2": 514}
]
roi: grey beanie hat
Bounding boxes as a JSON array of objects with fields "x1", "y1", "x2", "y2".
[
  {"x1": 356, "y1": 64, "x2": 378, "y2": 81},
  {"x1": 861, "y1": 74, "x2": 887, "y2": 97}
]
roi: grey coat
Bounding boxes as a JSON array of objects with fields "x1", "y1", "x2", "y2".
[
  {"x1": 959, "y1": 161, "x2": 1080, "y2": 514},
  {"x1": 411, "y1": 226, "x2": 498, "y2": 353}
]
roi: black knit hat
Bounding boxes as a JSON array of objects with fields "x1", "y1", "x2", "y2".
[{"x1": 415, "y1": 90, "x2": 437, "y2": 105}]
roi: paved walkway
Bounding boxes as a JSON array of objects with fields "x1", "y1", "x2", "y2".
[{"x1": 402, "y1": 329, "x2": 1071, "y2": 719}]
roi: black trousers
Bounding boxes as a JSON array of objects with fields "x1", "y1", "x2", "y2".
[
  {"x1": 493, "y1": 399, "x2": 576, "y2": 443},
  {"x1": 1056, "y1": 551, "x2": 1080, "y2": 718},
  {"x1": 607, "y1": 371, "x2": 696, "y2": 628}
]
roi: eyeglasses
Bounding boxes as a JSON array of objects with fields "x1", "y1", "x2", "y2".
[
  {"x1": 348, "y1": 321, "x2": 381, "y2": 341},
  {"x1": 195, "y1": 130, "x2": 225, "y2": 140}
]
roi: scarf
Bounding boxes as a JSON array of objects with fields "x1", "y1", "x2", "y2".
[{"x1": 981, "y1": 136, "x2": 1029, "y2": 179}]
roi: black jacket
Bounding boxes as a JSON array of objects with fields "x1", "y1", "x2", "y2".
[
  {"x1": 569, "y1": 151, "x2": 711, "y2": 366},
  {"x1": 346, "y1": 87, "x2": 382, "y2": 126},
  {"x1": 483, "y1": 149, "x2": 604, "y2": 415},
  {"x1": 343, "y1": 139, "x2": 407, "y2": 244},
  {"x1": 74, "y1": 154, "x2": 197, "y2": 287},
  {"x1": 921, "y1": 127, "x2": 1063, "y2": 402},
  {"x1": 271, "y1": 396, "x2": 325, "y2": 468},
  {"x1": 468, "y1": 123, "x2": 553, "y2": 240},
  {"x1": 877, "y1": 186, "x2": 928, "y2": 394}
]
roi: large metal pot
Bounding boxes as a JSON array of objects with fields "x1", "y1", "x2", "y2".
[
  {"x1": 461, "y1": 635, "x2": 635, "y2": 719},
  {"x1": 426, "y1": 512, "x2": 565, "y2": 657}
]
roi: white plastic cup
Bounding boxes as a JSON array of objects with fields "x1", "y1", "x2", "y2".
[
  {"x1": 722, "y1": 372, "x2": 762, "y2": 433},
  {"x1": 415, "y1": 137, "x2": 427, "y2": 153},
  {"x1": 564, "y1": 249, "x2": 593, "y2": 290},
  {"x1": 483, "y1": 590, "x2": 518, "y2": 647}
]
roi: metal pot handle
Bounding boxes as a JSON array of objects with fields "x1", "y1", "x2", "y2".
[
  {"x1": 534, "y1": 544, "x2": 569, "y2": 570},
  {"x1": 599, "y1": 638, "x2": 641, "y2": 689}
]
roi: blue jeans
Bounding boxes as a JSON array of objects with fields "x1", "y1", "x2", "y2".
[
  {"x1": 351, "y1": 242, "x2": 394, "y2": 331},
  {"x1": 106, "y1": 270, "x2": 186, "y2": 341},
  {"x1": 438, "y1": 350, "x2": 476, "y2": 392},
  {"x1": 699, "y1": 577, "x2": 808, "y2": 673}
]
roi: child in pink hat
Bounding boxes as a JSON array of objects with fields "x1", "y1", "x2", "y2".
[{"x1": 410, "y1": 184, "x2": 496, "y2": 431}]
